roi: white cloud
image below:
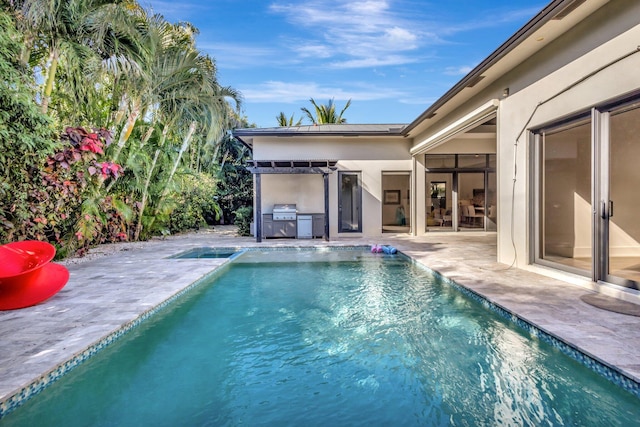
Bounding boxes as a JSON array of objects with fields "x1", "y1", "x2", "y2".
[
  {"x1": 292, "y1": 43, "x2": 334, "y2": 59},
  {"x1": 384, "y1": 27, "x2": 417, "y2": 46},
  {"x1": 329, "y1": 55, "x2": 419, "y2": 69},
  {"x1": 269, "y1": 0, "x2": 427, "y2": 68},
  {"x1": 444, "y1": 65, "x2": 473, "y2": 76},
  {"x1": 265, "y1": 1, "x2": 539, "y2": 70},
  {"x1": 240, "y1": 80, "x2": 409, "y2": 103}
]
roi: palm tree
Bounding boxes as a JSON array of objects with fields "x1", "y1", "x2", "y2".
[
  {"x1": 16, "y1": 0, "x2": 141, "y2": 114},
  {"x1": 276, "y1": 112, "x2": 302, "y2": 126},
  {"x1": 301, "y1": 98, "x2": 352, "y2": 124},
  {"x1": 116, "y1": 13, "x2": 241, "y2": 239}
]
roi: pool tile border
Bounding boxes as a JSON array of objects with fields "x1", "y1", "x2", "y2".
[{"x1": 2, "y1": 245, "x2": 639, "y2": 418}]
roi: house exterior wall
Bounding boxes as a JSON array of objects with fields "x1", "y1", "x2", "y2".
[
  {"x1": 252, "y1": 137, "x2": 411, "y2": 238},
  {"x1": 261, "y1": 174, "x2": 324, "y2": 214},
  {"x1": 496, "y1": 13, "x2": 640, "y2": 275},
  {"x1": 426, "y1": 137, "x2": 495, "y2": 154}
]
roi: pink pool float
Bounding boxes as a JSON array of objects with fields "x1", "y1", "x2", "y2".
[{"x1": 0, "y1": 240, "x2": 69, "y2": 310}]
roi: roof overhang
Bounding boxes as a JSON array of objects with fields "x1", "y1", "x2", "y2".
[
  {"x1": 246, "y1": 160, "x2": 338, "y2": 174},
  {"x1": 410, "y1": 99, "x2": 499, "y2": 156},
  {"x1": 233, "y1": 124, "x2": 407, "y2": 148}
]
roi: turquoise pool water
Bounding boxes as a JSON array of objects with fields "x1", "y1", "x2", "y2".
[
  {"x1": 3, "y1": 250, "x2": 640, "y2": 426},
  {"x1": 169, "y1": 247, "x2": 242, "y2": 259}
]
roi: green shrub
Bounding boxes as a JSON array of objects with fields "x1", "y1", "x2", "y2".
[
  {"x1": 233, "y1": 206, "x2": 253, "y2": 236},
  {"x1": 167, "y1": 172, "x2": 221, "y2": 234},
  {"x1": 0, "y1": 10, "x2": 58, "y2": 243}
]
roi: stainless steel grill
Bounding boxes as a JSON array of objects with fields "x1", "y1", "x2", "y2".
[{"x1": 272, "y1": 204, "x2": 297, "y2": 221}]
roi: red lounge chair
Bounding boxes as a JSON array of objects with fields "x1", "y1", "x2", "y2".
[{"x1": 0, "y1": 241, "x2": 69, "y2": 310}]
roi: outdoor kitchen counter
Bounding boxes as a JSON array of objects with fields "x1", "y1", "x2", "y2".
[{"x1": 262, "y1": 213, "x2": 324, "y2": 239}]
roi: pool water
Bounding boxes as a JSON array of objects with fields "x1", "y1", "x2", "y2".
[
  {"x1": 169, "y1": 247, "x2": 241, "y2": 259},
  {"x1": 3, "y1": 250, "x2": 640, "y2": 426}
]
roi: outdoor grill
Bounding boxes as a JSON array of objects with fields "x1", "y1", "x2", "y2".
[{"x1": 272, "y1": 204, "x2": 297, "y2": 221}]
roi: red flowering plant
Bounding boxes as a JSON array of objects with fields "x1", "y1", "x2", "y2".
[
  {"x1": 91, "y1": 161, "x2": 122, "y2": 180},
  {"x1": 34, "y1": 126, "x2": 126, "y2": 256}
]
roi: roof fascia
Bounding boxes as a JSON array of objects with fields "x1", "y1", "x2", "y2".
[{"x1": 232, "y1": 129, "x2": 406, "y2": 138}]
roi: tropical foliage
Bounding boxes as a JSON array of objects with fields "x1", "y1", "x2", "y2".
[
  {"x1": 276, "y1": 112, "x2": 302, "y2": 127},
  {"x1": 211, "y1": 122, "x2": 254, "y2": 227},
  {"x1": 0, "y1": 2, "x2": 251, "y2": 257},
  {"x1": 301, "y1": 98, "x2": 352, "y2": 124}
]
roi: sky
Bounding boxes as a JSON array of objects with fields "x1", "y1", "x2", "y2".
[{"x1": 142, "y1": 0, "x2": 545, "y2": 128}]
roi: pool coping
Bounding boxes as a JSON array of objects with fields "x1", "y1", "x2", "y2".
[{"x1": 1, "y1": 244, "x2": 639, "y2": 418}]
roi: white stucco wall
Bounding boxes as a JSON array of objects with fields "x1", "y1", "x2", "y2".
[{"x1": 261, "y1": 174, "x2": 324, "y2": 214}]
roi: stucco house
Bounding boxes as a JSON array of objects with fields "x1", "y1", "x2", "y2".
[{"x1": 233, "y1": 0, "x2": 640, "y2": 300}]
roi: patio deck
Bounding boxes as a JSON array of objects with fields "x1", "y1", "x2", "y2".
[{"x1": 1, "y1": 226, "x2": 640, "y2": 411}]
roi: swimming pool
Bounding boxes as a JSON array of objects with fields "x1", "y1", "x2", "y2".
[
  {"x1": 169, "y1": 247, "x2": 243, "y2": 259},
  {"x1": 2, "y1": 249, "x2": 640, "y2": 426}
]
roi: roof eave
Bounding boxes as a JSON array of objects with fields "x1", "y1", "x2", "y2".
[{"x1": 232, "y1": 127, "x2": 408, "y2": 140}]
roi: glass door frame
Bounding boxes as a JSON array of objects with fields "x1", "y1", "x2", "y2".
[
  {"x1": 338, "y1": 170, "x2": 362, "y2": 233},
  {"x1": 531, "y1": 112, "x2": 595, "y2": 278},
  {"x1": 597, "y1": 100, "x2": 640, "y2": 290},
  {"x1": 382, "y1": 171, "x2": 412, "y2": 233}
]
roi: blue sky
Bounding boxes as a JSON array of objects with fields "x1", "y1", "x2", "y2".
[{"x1": 143, "y1": 0, "x2": 544, "y2": 128}]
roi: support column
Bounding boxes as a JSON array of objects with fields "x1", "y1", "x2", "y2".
[
  {"x1": 323, "y1": 173, "x2": 330, "y2": 241},
  {"x1": 255, "y1": 173, "x2": 262, "y2": 242}
]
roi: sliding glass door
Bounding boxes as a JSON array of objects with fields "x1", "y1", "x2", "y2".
[
  {"x1": 534, "y1": 97, "x2": 640, "y2": 290},
  {"x1": 425, "y1": 154, "x2": 496, "y2": 232},
  {"x1": 537, "y1": 118, "x2": 592, "y2": 275},
  {"x1": 603, "y1": 104, "x2": 640, "y2": 287},
  {"x1": 338, "y1": 171, "x2": 362, "y2": 232},
  {"x1": 426, "y1": 173, "x2": 453, "y2": 230}
]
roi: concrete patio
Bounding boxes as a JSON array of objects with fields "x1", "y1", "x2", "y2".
[{"x1": 1, "y1": 226, "x2": 640, "y2": 413}]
